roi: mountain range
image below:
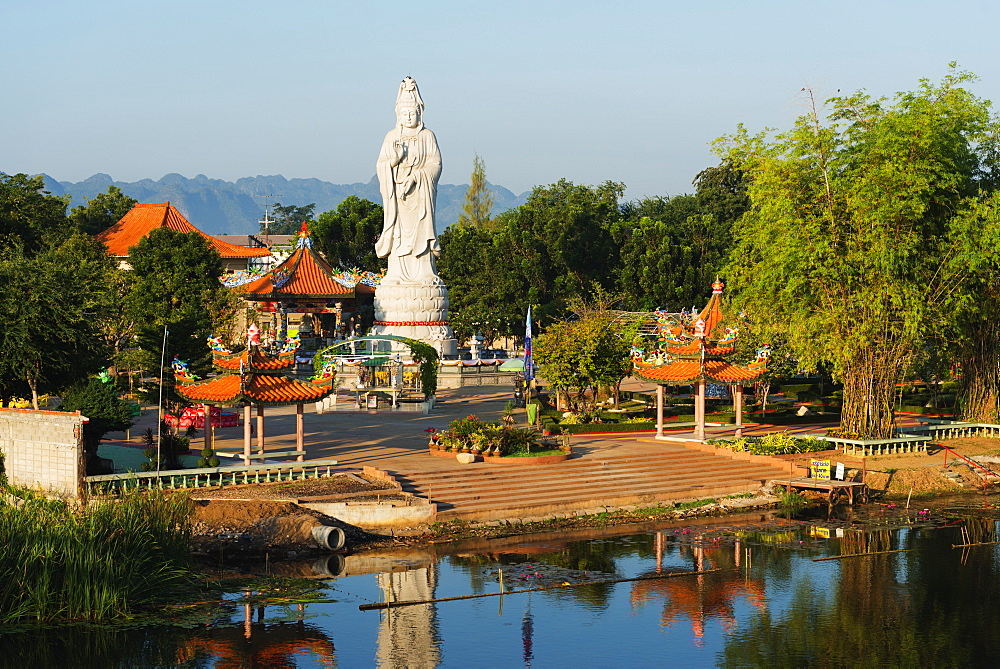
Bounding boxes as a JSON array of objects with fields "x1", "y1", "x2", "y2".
[{"x1": 38, "y1": 173, "x2": 529, "y2": 235}]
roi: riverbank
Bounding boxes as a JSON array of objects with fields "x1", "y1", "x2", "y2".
[{"x1": 185, "y1": 433, "x2": 1000, "y2": 559}]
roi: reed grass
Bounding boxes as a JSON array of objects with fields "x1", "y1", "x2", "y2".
[{"x1": 0, "y1": 487, "x2": 193, "y2": 623}]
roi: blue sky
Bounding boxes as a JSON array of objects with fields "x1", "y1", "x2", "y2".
[{"x1": 4, "y1": 0, "x2": 1000, "y2": 200}]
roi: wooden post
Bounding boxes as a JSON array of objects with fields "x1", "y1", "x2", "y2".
[
  {"x1": 734, "y1": 385, "x2": 744, "y2": 438},
  {"x1": 296, "y1": 403, "x2": 305, "y2": 462},
  {"x1": 202, "y1": 403, "x2": 213, "y2": 453},
  {"x1": 256, "y1": 404, "x2": 265, "y2": 455},
  {"x1": 243, "y1": 404, "x2": 252, "y2": 465},
  {"x1": 694, "y1": 380, "x2": 706, "y2": 441},
  {"x1": 656, "y1": 384, "x2": 664, "y2": 438}
]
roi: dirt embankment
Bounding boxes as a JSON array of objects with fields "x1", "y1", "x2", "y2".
[{"x1": 184, "y1": 438, "x2": 1000, "y2": 558}]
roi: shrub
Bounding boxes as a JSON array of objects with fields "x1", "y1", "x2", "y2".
[{"x1": 710, "y1": 432, "x2": 825, "y2": 456}]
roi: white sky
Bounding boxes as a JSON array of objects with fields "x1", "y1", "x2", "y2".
[{"x1": 3, "y1": 0, "x2": 1000, "y2": 199}]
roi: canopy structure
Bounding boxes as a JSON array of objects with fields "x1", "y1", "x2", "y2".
[
  {"x1": 238, "y1": 222, "x2": 378, "y2": 343},
  {"x1": 173, "y1": 327, "x2": 336, "y2": 464},
  {"x1": 632, "y1": 279, "x2": 767, "y2": 441}
]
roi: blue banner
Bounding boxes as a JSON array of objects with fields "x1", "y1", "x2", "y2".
[{"x1": 523, "y1": 306, "x2": 534, "y2": 382}]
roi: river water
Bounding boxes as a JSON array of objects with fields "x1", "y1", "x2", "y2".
[{"x1": 3, "y1": 501, "x2": 1000, "y2": 667}]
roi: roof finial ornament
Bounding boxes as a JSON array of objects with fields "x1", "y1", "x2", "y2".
[
  {"x1": 712, "y1": 277, "x2": 725, "y2": 295},
  {"x1": 296, "y1": 221, "x2": 313, "y2": 249}
]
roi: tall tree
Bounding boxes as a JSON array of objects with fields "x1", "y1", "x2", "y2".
[
  {"x1": 0, "y1": 173, "x2": 72, "y2": 255},
  {"x1": 501, "y1": 179, "x2": 623, "y2": 322},
  {"x1": 265, "y1": 202, "x2": 317, "y2": 235},
  {"x1": 68, "y1": 185, "x2": 137, "y2": 236},
  {"x1": 719, "y1": 67, "x2": 1000, "y2": 438},
  {"x1": 126, "y1": 228, "x2": 228, "y2": 399},
  {"x1": 456, "y1": 154, "x2": 494, "y2": 229},
  {"x1": 310, "y1": 196, "x2": 385, "y2": 272},
  {"x1": 0, "y1": 236, "x2": 112, "y2": 406}
]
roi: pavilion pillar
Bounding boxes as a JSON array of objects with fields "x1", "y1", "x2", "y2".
[
  {"x1": 296, "y1": 403, "x2": 305, "y2": 462},
  {"x1": 256, "y1": 404, "x2": 265, "y2": 455},
  {"x1": 656, "y1": 385, "x2": 664, "y2": 439},
  {"x1": 202, "y1": 403, "x2": 213, "y2": 453},
  {"x1": 694, "y1": 380, "x2": 706, "y2": 441},
  {"x1": 734, "y1": 385, "x2": 744, "y2": 439},
  {"x1": 243, "y1": 404, "x2": 252, "y2": 466}
]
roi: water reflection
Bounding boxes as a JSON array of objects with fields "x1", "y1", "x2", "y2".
[
  {"x1": 6, "y1": 513, "x2": 1000, "y2": 666},
  {"x1": 376, "y1": 568, "x2": 441, "y2": 668},
  {"x1": 631, "y1": 533, "x2": 767, "y2": 645}
]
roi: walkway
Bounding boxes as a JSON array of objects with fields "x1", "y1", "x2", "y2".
[{"x1": 107, "y1": 384, "x2": 798, "y2": 522}]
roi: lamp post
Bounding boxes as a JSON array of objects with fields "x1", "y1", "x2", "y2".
[{"x1": 156, "y1": 326, "x2": 168, "y2": 474}]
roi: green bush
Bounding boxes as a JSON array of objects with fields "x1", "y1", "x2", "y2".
[{"x1": 710, "y1": 432, "x2": 827, "y2": 456}]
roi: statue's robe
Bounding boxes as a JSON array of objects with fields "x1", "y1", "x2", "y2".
[{"x1": 375, "y1": 125, "x2": 442, "y2": 284}]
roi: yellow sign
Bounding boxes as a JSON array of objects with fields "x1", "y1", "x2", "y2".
[{"x1": 811, "y1": 459, "x2": 831, "y2": 480}]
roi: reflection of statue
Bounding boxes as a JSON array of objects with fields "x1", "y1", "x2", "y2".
[{"x1": 375, "y1": 76, "x2": 442, "y2": 285}]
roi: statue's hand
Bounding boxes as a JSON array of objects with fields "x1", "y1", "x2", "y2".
[
  {"x1": 390, "y1": 142, "x2": 405, "y2": 167},
  {"x1": 400, "y1": 178, "x2": 416, "y2": 198}
]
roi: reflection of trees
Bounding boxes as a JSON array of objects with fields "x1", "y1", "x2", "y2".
[
  {"x1": 0, "y1": 626, "x2": 205, "y2": 668},
  {"x1": 721, "y1": 522, "x2": 1000, "y2": 666}
]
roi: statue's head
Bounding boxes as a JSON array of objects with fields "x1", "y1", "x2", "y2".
[
  {"x1": 397, "y1": 105, "x2": 421, "y2": 129},
  {"x1": 395, "y1": 76, "x2": 425, "y2": 129}
]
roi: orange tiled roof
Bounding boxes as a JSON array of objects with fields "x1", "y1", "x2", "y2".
[
  {"x1": 661, "y1": 340, "x2": 735, "y2": 357},
  {"x1": 214, "y1": 350, "x2": 296, "y2": 372},
  {"x1": 96, "y1": 202, "x2": 271, "y2": 259},
  {"x1": 633, "y1": 359, "x2": 765, "y2": 385},
  {"x1": 240, "y1": 237, "x2": 360, "y2": 299},
  {"x1": 175, "y1": 373, "x2": 334, "y2": 405}
]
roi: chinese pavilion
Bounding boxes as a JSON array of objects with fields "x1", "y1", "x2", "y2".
[
  {"x1": 632, "y1": 279, "x2": 767, "y2": 441},
  {"x1": 96, "y1": 202, "x2": 272, "y2": 271},
  {"x1": 238, "y1": 223, "x2": 379, "y2": 342},
  {"x1": 172, "y1": 325, "x2": 336, "y2": 464}
]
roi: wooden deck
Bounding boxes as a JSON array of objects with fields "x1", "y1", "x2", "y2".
[{"x1": 773, "y1": 476, "x2": 868, "y2": 508}]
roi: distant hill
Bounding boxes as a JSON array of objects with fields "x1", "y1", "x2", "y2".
[{"x1": 39, "y1": 172, "x2": 530, "y2": 235}]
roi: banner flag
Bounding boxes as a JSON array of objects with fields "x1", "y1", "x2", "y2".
[{"x1": 523, "y1": 306, "x2": 534, "y2": 382}]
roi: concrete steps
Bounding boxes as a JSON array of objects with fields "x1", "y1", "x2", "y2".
[{"x1": 388, "y1": 446, "x2": 788, "y2": 522}]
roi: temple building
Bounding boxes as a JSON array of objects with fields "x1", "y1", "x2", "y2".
[
  {"x1": 237, "y1": 223, "x2": 380, "y2": 344},
  {"x1": 172, "y1": 325, "x2": 336, "y2": 464},
  {"x1": 96, "y1": 202, "x2": 272, "y2": 271},
  {"x1": 632, "y1": 279, "x2": 768, "y2": 441}
]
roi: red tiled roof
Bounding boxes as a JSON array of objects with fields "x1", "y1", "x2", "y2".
[
  {"x1": 240, "y1": 242, "x2": 360, "y2": 299},
  {"x1": 633, "y1": 360, "x2": 765, "y2": 385},
  {"x1": 96, "y1": 202, "x2": 271, "y2": 259},
  {"x1": 175, "y1": 373, "x2": 333, "y2": 405},
  {"x1": 214, "y1": 350, "x2": 295, "y2": 372}
]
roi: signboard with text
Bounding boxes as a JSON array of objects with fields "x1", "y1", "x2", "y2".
[{"x1": 811, "y1": 459, "x2": 831, "y2": 480}]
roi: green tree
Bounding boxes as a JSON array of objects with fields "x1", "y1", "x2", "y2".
[
  {"x1": 265, "y1": 202, "x2": 316, "y2": 235},
  {"x1": 534, "y1": 295, "x2": 636, "y2": 413},
  {"x1": 60, "y1": 377, "x2": 134, "y2": 474},
  {"x1": 311, "y1": 196, "x2": 385, "y2": 272},
  {"x1": 499, "y1": 179, "x2": 623, "y2": 322},
  {"x1": 68, "y1": 185, "x2": 137, "y2": 236},
  {"x1": 438, "y1": 223, "x2": 522, "y2": 342},
  {"x1": 0, "y1": 238, "x2": 112, "y2": 407},
  {"x1": 613, "y1": 163, "x2": 745, "y2": 311},
  {"x1": 0, "y1": 173, "x2": 71, "y2": 255},
  {"x1": 719, "y1": 67, "x2": 1000, "y2": 438},
  {"x1": 456, "y1": 154, "x2": 494, "y2": 229},
  {"x1": 126, "y1": 228, "x2": 228, "y2": 399}
]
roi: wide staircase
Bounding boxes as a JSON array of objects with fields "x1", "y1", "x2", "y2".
[{"x1": 388, "y1": 443, "x2": 789, "y2": 523}]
